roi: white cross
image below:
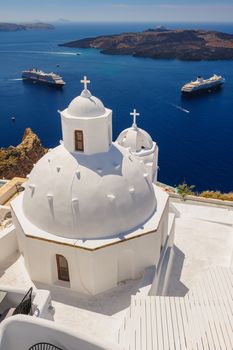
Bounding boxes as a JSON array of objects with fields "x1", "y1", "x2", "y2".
[
  {"x1": 130, "y1": 109, "x2": 140, "y2": 128},
  {"x1": 80, "y1": 76, "x2": 90, "y2": 90}
]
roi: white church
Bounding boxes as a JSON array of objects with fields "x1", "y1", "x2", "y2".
[
  {"x1": 11, "y1": 76, "x2": 173, "y2": 296},
  {"x1": 0, "y1": 76, "x2": 232, "y2": 350}
]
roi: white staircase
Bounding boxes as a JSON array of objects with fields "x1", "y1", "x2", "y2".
[{"x1": 117, "y1": 266, "x2": 233, "y2": 349}]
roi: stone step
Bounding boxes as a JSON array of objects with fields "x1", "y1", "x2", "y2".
[{"x1": 118, "y1": 267, "x2": 233, "y2": 349}]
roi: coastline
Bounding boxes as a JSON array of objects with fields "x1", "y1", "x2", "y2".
[
  {"x1": 0, "y1": 22, "x2": 54, "y2": 32},
  {"x1": 59, "y1": 28, "x2": 233, "y2": 61},
  {"x1": 0, "y1": 23, "x2": 232, "y2": 192}
]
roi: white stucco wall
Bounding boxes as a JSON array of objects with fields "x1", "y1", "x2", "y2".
[
  {"x1": 0, "y1": 285, "x2": 52, "y2": 320},
  {"x1": 14, "y1": 199, "x2": 170, "y2": 295},
  {"x1": 61, "y1": 109, "x2": 112, "y2": 154},
  {"x1": 117, "y1": 127, "x2": 159, "y2": 182},
  {"x1": 0, "y1": 315, "x2": 121, "y2": 350},
  {"x1": 0, "y1": 226, "x2": 17, "y2": 264}
]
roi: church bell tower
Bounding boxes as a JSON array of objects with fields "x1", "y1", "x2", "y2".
[{"x1": 59, "y1": 76, "x2": 112, "y2": 155}]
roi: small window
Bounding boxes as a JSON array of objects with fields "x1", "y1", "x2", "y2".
[
  {"x1": 56, "y1": 254, "x2": 70, "y2": 282},
  {"x1": 75, "y1": 130, "x2": 84, "y2": 152}
]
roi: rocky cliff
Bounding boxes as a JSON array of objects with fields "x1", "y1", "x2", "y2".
[
  {"x1": 60, "y1": 29, "x2": 233, "y2": 61},
  {"x1": 0, "y1": 128, "x2": 47, "y2": 179}
]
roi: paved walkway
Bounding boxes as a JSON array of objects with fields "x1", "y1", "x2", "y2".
[{"x1": 167, "y1": 201, "x2": 233, "y2": 295}]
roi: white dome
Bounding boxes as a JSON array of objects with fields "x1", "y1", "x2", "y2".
[
  {"x1": 22, "y1": 144, "x2": 156, "y2": 240},
  {"x1": 67, "y1": 89, "x2": 106, "y2": 118},
  {"x1": 117, "y1": 127, "x2": 153, "y2": 153}
]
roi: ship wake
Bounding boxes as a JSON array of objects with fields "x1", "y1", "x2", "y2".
[
  {"x1": 1, "y1": 50, "x2": 79, "y2": 56},
  {"x1": 9, "y1": 78, "x2": 23, "y2": 81},
  {"x1": 170, "y1": 103, "x2": 190, "y2": 114}
]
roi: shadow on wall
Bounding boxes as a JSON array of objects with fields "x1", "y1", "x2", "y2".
[
  {"x1": 169, "y1": 201, "x2": 182, "y2": 218},
  {"x1": 34, "y1": 277, "x2": 141, "y2": 316},
  {"x1": 71, "y1": 144, "x2": 124, "y2": 177},
  {"x1": 0, "y1": 251, "x2": 20, "y2": 280},
  {"x1": 164, "y1": 245, "x2": 189, "y2": 297}
]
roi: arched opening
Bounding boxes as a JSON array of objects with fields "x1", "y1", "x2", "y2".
[
  {"x1": 56, "y1": 254, "x2": 70, "y2": 282},
  {"x1": 74, "y1": 130, "x2": 84, "y2": 152}
]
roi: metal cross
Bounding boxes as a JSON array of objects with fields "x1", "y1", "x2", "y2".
[
  {"x1": 81, "y1": 76, "x2": 90, "y2": 90},
  {"x1": 130, "y1": 109, "x2": 140, "y2": 128}
]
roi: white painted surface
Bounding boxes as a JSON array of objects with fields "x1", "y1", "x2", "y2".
[
  {"x1": 116, "y1": 126, "x2": 159, "y2": 181},
  {"x1": 8, "y1": 82, "x2": 166, "y2": 295},
  {"x1": 117, "y1": 127, "x2": 153, "y2": 153},
  {"x1": 118, "y1": 266, "x2": 233, "y2": 349},
  {"x1": 167, "y1": 200, "x2": 233, "y2": 296},
  {"x1": 21, "y1": 144, "x2": 157, "y2": 239},
  {"x1": 61, "y1": 107, "x2": 112, "y2": 155},
  {"x1": 5, "y1": 81, "x2": 233, "y2": 348},
  {"x1": 20, "y1": 83, "x2": 159, "y2": 240},
  {"x1": 13, "y1": 203, "x2": 169, "y2": 295},
  {"x1": 11, "y1": 181, "x2": 170, "y2": 295},
  {"x1": 60, "y1": 83, "x2": 112, "y2": 154},
  {"x1": 0, "y1": 198, "x2": 233, "y2": 347},
  {"x1": 32, "y1": 289, "x2": 52, "y2": 320},
  {"x1": 0, "y1": 285, "x2": 52, "y2": 320},
  {"x1": 0, "y1": 227, "x2": 17, "y2": 265},
  {"x1": 68, "y1": 89, "x2": 106, "y2": 118},
  {"x1": 12, "y1": 186, "x2": 168, "y2": 250},
  {"x1": 0, "y1": 315, "x2": 121, "y2": 350},
  {"x1": 170, "y1": 201, "x2": 233, "y2": 225}
]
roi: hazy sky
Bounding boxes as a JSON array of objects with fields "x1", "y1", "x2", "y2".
[{"x1": 1, "y1": 0, "x2": 233, "y2": 23}]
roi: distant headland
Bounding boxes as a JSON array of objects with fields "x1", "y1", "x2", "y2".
[
  {"x1": 59, "y1": 28, "x2": 233, "y2": 61},
  {"x1": 0, "y1": 22, "x2": 54, "y2": 32}
]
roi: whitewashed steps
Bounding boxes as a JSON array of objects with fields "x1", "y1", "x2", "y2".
[{"x1": 118, "y1": 267, "x2": 233, "y2": 349}]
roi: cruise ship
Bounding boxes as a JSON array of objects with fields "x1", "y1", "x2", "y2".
[
  {"x1": 181, "y1": 74, "x2": 225, "y2": 95},
  {"x1": 22, "y1": 68, "x2": 65, "y2": 87}
]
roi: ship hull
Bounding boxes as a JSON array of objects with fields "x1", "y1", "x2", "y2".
[
  {"x1": 181, "y1": 82, "x2": 224, "y2": 96},
  {"x1": 22, "y1": 78, "x2": 64, "y2": 87},
  {"x1": 22, "y1": 72, "x2": 65, "y2": 87}
]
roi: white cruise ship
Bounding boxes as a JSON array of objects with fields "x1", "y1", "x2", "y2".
[
  {"x1": 181, "y1": 74, "x2": 225, "y2": 95},
  {"x1": 22, "y1": 68, "x2": 65, "y2": 87}
]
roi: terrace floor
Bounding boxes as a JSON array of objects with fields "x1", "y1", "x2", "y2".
[{"x1": 0, "y1": 199, "x2": 232, "y2": 343}]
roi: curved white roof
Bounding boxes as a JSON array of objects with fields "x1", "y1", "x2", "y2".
[
  {"x1": 117, "y1": 127, "x2": 154, "y2": 153},
  {"x1": 22, "y1": 144, "x2": 157, "y2": 240},
  {"x1": 67, "y1": 89, "x2": 106, "y2": 118}
]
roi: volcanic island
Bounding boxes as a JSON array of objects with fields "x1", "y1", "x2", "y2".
[{"x1": 60, "y1": 28, "x2": 233, "y2": 61}]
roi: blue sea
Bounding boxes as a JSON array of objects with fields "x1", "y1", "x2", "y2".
[{"x1": 0, "y1": 22, "x2": 233, "y2": 192}]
